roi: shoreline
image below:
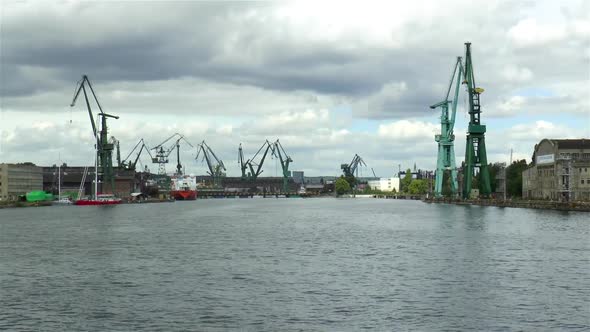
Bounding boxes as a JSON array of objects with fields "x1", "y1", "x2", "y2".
[{"x1": 422, "y1": 198, "x2": 590, "y2": 212}]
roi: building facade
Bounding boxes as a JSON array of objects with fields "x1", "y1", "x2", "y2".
[
  {"x1": 368, "y1": 177, "x2": 400, "y2": 192},
  {"x1": 522, "y1": 139, "x2": 590, "y2": 201},
  {"x1": 0, "y1": 163, "x2": 43, "y2": 201}
]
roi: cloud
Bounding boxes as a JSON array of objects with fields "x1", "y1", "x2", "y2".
[
  {"x1": 508, "y1": 18, "x2": 567, "y2": 48},
  {"x1": 1, "y1": 1, "x2": 588, "y2": 176},
  {"x1": 378, "y1": 120, "x2": 438, "y2": 141}
]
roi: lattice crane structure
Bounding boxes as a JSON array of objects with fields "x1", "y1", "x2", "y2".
[
  {"x1": 70, "y1": 75, "x2": 119, "y2": 194},
  {"x1": 196, "y1": 141, "x2": 226, "y2": 188},
  {"x1": 462, "y1": 42, "x2": 491, "y2": 199},
  {"x1": 431, "y1": 57, "x2": 462, "y2": 198}
]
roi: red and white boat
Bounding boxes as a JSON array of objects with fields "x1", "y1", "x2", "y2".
[
  {"x1": 75, "y1": 194, "x2": 122, "y2": 206},
  {"x1": 170, "y1": 174, "x2": 197, "y2": 200}
]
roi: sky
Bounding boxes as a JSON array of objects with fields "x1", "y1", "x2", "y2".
[{"x1": 1, "y1": 1, "x2": 589, "y2": 177}]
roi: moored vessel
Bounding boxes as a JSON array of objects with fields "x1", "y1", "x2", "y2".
[
  {"x1": 170, "y1": 174, "x2": 197, "y2": 200},
  {"x1": 74, "y1": 194, "x2": 122, "y2": 206}
]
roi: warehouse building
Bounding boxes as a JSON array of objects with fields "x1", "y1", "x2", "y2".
[
  {"x1": 522, "y1": 139, "x2": 590, "y2": 201},
  {"x1": 0, "y1": 163, "x2": 43, "y2": 201}
]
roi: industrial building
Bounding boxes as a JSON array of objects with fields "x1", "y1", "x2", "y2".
[
  {"x1": 368, "y1": 177, "x2": 401, "y2": 192},
  {"x1": 42, "y1": 165, "x2": 136, "y2": 198},
  {"x1": 0, "y1": 163, "x2": 43, "y2": 201},
  {"x1": 522, "y1": 139, "x2": 590, "y2": 201}
]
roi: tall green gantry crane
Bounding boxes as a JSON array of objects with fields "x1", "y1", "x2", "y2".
[
  {"x1": 430, "y1": 57, "x2": 462, "y2": 198},
  {"x1": 70, "y1": 75, "x2": 119, "y2": 194},
  {"x1": 272, "y1": 139, "x2": 292, "y2": 193},
  {"x1": 462, "y1": 42, "x2": 491, "y2": 198}
]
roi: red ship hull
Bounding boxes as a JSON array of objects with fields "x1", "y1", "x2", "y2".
[
  {"x1": 74, "y1": 199, "x2": 122, "y2": 206},
  {"x1": 74, "y1": 197, "x2": 122, "y2": 205},
  {"x1": 171, "y1": 190, "x2": 197, "y2": 200}
]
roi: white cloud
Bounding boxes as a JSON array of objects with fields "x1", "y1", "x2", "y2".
[
  {"x1": 501, "y1": 65, "x2": 534, "y2": 82},
  {"x1": 378, "y1": 120, "x2": 438, "y2": 141},
  {"x1": 1, "y1": 1, "x2": 588, "y2": 176},
  {"x1": 508, "y1": 18, "x2": 567, "y2": 48}
]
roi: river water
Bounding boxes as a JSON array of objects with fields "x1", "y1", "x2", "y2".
[{"x1": 0, "y1": 198, "x2": 588, "y2": 331}]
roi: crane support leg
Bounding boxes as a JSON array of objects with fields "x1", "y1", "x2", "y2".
[{"x1": 449, "y1": 145, "x2": 459, "y2": 194}]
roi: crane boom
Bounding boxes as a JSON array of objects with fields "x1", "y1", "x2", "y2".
[
  {"x1": 238, "y1": 144, "x2": 248, "y2": 179},
  {"x1": 241, "y1": 140, "x2": 273, "y2": 181},
  {"x1": 70, "y1": 75, "x2": 119, "y2": 194},
  {"x1": 431, "y1": 57, "x2": 462, "y2": 198},
  {"x1": 272, "y1": 139, "x2": 293, "y2": 193},
  {"x1": 151, "y1": 133, "x2": 193, "y2": 175},
  {"x1": 122, "y1": 138, "x2": 153, "y2": 171},
  {"x1": 196, "y1": 141, "x2": 226, "y2": 187}
]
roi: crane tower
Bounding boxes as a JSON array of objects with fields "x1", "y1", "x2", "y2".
[
  {"x1": 462, "y1": 42, "x2": 491, "y2": 198},
  {"x1": 431, "y1": 57, "x2": 462, "y2": 198}
]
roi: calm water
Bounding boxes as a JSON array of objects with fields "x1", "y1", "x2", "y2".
[{"x1": 0, "y1": 198, "x2": 588, "y2": 331}]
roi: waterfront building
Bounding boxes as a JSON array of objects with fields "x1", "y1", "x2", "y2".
[
  {"x1": 0, "y1": 163, "x2": 43, "y2": 201},
  {"x1": 367, "y1": 177, "x2": 400, "y2": 192},
  {"x1": 522, "y1": 139, "x2": 590, "y2": 201},
  {"x1": 41, "y1": 165, "x2": 136, "y2": 198}
]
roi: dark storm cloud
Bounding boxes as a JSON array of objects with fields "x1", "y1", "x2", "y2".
[{"x1": 1, "y1": 2, "x2": 452, "y2": 103}]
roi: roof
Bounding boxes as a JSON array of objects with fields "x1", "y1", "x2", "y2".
[{"x1": 551, "y1": 139, "x2": 590, "y2": 150}]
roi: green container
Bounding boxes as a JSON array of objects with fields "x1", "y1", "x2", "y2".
[{"x1": 26, "y1": 191, "x2": 54, "y2": 202}]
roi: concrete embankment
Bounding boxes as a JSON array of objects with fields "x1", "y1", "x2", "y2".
[{"x1": 423, "y1": 198, "x2": 590, "y2": 212}]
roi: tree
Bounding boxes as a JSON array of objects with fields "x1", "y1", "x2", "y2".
[
  {"x1": 335, "y1": 177, "x2": 351, "y2": 195},
  {"x1": 401, "y1": 168, "x2": 412, "y2": 192},
  {"x1": 408, "y1": 179, "x2": 428, "y2": 195},
  {"x1": 344, "y1": 174, "x2": 356, "y2": 188},
  {"x1": 506, "y1": 159, "x2": 528, "y2": 197}
]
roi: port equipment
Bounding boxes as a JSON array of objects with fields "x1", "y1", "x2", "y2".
[
  {"x1": 151, "y1": 133, "x2": 193, "y2": 175},
  {"x1": 341, "y1": 154, "x2": 366, "y2": 180},
  {"x1": 462, "y1": 42, "x2": 491, "y2": 199},
  {"x1": 272, "y1": 139, "x2": 293, "y2": 193},
  {"x1": 121, "y1": 138, "x2": 153, "y2": 171},
  {"x1": 70, "y1": 75, "x2": 119, "y2": 194},
  {"x1": 430, "y1": 57, "x2": 462, "y2": 198},
  {"x1": 239, "y1": 140, "x2": 273, "y2": 181},
  {"x1": 238, "y1": 143, "x2": 248, "y2": 180},
  {"x1": 196, "y1": 141, "x2": 226, "y2": 187}
]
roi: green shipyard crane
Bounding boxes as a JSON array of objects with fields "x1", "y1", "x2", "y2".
[
  {"x1": 70, "y1": 75, "x2": 119, "y2": 194},
  {"x1": 238, "y1": 143, "x2": 248, "y2": 180},
  {"x1": 341, "y1": 154, "x2": 366, "y2": 185},
  {"x1": 121, "y1": 138, "x2": 154, "y2": 171},
  {"x1": 430, "y1": 57, "x2": 462, "y2": 198},
  {"x1": 462, "y1": 42, "x2": 491, "y2": 199},
  {"x1": 151, "y1": 133, "x2": 192, "y2": 175},
  {"x1": 272, "y1": 139, "x2": 293, "y2": 193},
  {"x1": 196, "y1": 141, "x2": 226, "y2": 188},
  {"x1": 239, "y1": 140, "x2": 273, "y2": 181}
]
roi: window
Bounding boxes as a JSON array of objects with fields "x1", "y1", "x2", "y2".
[{"x1": 583, "y1": 180, "x2": 585, "y2": 185}]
